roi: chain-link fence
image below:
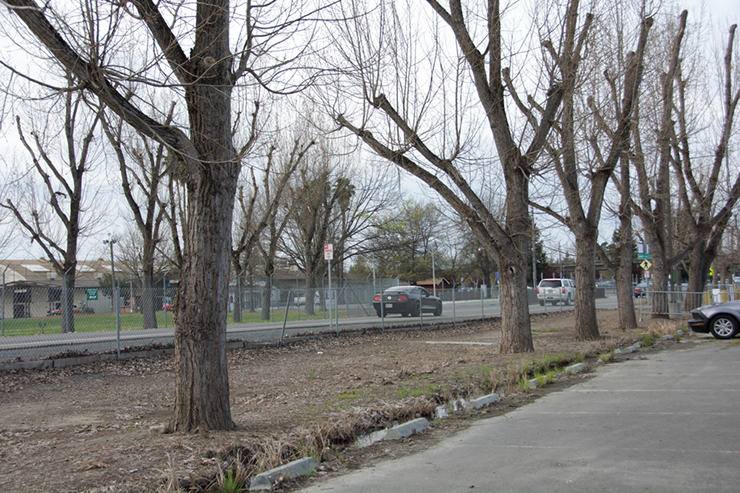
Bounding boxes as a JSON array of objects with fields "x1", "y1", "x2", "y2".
[
  {"x1": 4, "y1": 275, "x2": 732, "y2": 366},
  {"x1": 0, "y1": 275, "x2": 504, "y2": 365},
  {"x1": 633, "y1": 284, "x2": 740, "y2": 320}
]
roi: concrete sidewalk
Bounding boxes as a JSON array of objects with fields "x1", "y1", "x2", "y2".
[{"x1": 300, "y1": 341, "x2": 740, "y2": 493}]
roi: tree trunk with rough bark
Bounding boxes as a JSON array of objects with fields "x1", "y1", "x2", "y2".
[
  {"x1": 171, "y1": 164, "x2": 238, "y2": 432},
  {"x1": 169, "y1": 0, "x2": 237, "y2": 432},
  {"x1": 62, "y1": 263, "x2": 76, "y2": 334},
  {"x1": 616, "y1": 155, "x2": 638, "y2": 330},
  {"x1": 574, "y1": 235, "x2": 599, "y2": 340},
  {"x1": 497, "y1": 253, "x2": 534, "y2": 353}
]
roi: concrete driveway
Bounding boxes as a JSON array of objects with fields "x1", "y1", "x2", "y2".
[{"x1": 300, "y1": 340, "x2": 740, "y2": 493}]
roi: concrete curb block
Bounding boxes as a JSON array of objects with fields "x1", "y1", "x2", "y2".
[
  {"x1": 466, "y1": 393, "x2": 501, "y2": 409},
  {"x1": 384, "y1": 417, "x2": 430, "y2": 440},
  {"x1": 565, "y1": 363, "x2": 585, "y2": 374},
  {"x1": 249, "y1": 457, "x2": 318, "y2": 491}
]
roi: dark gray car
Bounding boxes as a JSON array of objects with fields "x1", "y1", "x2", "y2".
[
  {"x1": 688, "y1": 300, "x2": 740, "y2": 339},
  {"x1": 373, "y1": 285, "x2": 442, "y2": 317}
]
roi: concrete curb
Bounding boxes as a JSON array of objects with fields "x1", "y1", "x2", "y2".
[
  {"x1": 465, "y1": 393, "x2": 501, "y2": 408},
  {"x1": 385, "y1": 417, "x2": 430, "y2": 440},
  {"x1": 565, "y1": 362, "x2": 586, "y2": 374},
  {"x1": 249, "y1": 457, "x2": 318, "y2": 491}
]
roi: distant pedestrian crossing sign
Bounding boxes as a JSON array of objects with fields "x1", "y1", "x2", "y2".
[{"x1": 640, "y1": 259, "x2": 652, "y2": 271}]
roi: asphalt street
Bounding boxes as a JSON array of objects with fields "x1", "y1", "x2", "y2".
[{"x1": 300, "y1": 340, "x2": 740, "y2": 493}]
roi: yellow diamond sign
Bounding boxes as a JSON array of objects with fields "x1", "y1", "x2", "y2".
[{"x1": 640, "y1": 259, "x2": 652, "y2": 271}]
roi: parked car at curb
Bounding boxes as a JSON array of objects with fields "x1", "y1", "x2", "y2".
[
  {"x1": 373, "y1": 285, "x2": 442, "y2": 318},
  {"x1": 688, "y1": 301, "x2": 740, "y2": 339},
  {"x1": 537, "y1": 279, "x2": 575, "y2": 306}
]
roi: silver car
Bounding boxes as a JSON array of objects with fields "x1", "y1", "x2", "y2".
[{"x1": 688, "y1": 300, "x2": 740, "y2": 339}]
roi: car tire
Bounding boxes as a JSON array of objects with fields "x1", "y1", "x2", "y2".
[
  {"x1": 401, "y1": 311, "x2": 409, "y2": 317},
  {"x1": 539, "y1": 300, "x2": 545, "y2": 306},
  {"x1": 375, "y1": 309, "x2": 383, "y2": 318},
  {"x1": 434, "y1": 302, "x2": 442, "y2": 316},
  {"x1": 564, "y1": 295, "x2": 571, "y2": 306},
  {"x1": 410, "y1": 301, "x2": 420, "y2": 317},
  {"x1": 709, "y1": 315, "x2": 738, "y2": 339}
]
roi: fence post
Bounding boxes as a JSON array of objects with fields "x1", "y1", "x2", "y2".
[
  {"x1": 1, "y1": 265, "x2": 8, "y2": 336},
  {"x1": 279, "y1": 290, "x2": 291, "y2": 347},
  {"x1": 345, "y1": 279, "x2": 350, "y2": 318},
  {"x1": 116, "y1": 284, "x2": 121, "y2": 360},
  {"x1": 480, "y1": 286, "x2": 484, "y2": 322},
  {"x1": 335, "y1": 287, "x2": 340, "y2": 335},
  {"x1": 452, "y1": 281, "x2": 456, "y2": 328},
  {"x1": 163, "y1": 273, "x2": 168, "y2": 329}
]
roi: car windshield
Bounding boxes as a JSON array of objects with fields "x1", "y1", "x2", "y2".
[{"x1": 540, "y1": 280, "x2": 561, "y2": 288}]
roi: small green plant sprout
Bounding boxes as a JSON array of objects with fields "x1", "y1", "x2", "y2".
[
  {"x1": 534, "y1": 370, "x2": 556, "y2": 387},
  {"x1": 599, "y1": 349, "x2": 616, "y2": 363},
  {"x1": 337, "y1": 391, "x2": 359, "y2": 400},
  {"x1": 641, "y1": 334, "x2": 655, "y2": 347},
  {"x1": 307, "y1": 368, "x2": 317, "y2": 380},
  {"x1": 217, "y1": 467, "x2": 246, "y2": 493},
  {"x1": 517, "y1": 376, "x2": 531, "y2": 392}
]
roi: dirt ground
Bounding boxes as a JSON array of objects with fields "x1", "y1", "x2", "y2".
[{"x1": 0, "y1": 310, "x2": 692, "y2": 492}]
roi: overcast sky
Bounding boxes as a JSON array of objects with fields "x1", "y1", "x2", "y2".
[{"x1": 1, "y1": 0, "x2": 739, "y2": 263}]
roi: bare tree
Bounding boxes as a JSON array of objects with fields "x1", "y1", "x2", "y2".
[
  {"x1": 330, "y1": 0, "x2": 591, "y2": 352},
  {"x1": 672, "y1": 22, "x2": 740, "y2": 310},
  {"x1": 101, "y1": 106, "x2": 172, "y2": 329},
  {"x1": 630, "y1": 12, "x2": 740, "y2": 314},
  {"x1": 5, "y1": 0, "x2": 324, "y2": 431},
  {"x1": 231, "y1": 137, "x2": 311, "y2": 322},
  {"x1": 280, "y1": 145, "x2": 352, "y2": 316},
  {"x1": 2, "y1": 82, "x2": 102, "y2": 333},
  {"x1": 366, "y1": 199, "x2": 442, "y2": 282},
  {"x1": 628, "y1": 11, "x2": 688, "y2": 318},
  {"x1": 535, "y1": 13, "x2": 652, "y2": 338}
]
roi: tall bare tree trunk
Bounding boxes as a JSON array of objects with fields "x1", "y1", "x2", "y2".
[
  {"x1": 617, "y1": 155, "x2": 638, "y2": 330},
  {"x1": 686, "y1": 246, "x2": 710, "y2": 310},
  {"x1": 142, "y1": 273, "x2": 157, "y2": 328},
  {"x1": 169, "y1": 0, "x2": 237, "y2": 432},
  {"x1": 497, "y1": 252, "x2": 533, "y2": 353},
  {"x1": 172, "y1": 162, "x2": 238, "y2": 431},
  {"x1": 141, "y1": 244, "x2": 158, "y2": 329},
  {"x1": 574, "y1": 235, "x2": 599, "y2": 340},
  {"x1": 62, "y1": 264, "x2": 76, "y2": 333}
]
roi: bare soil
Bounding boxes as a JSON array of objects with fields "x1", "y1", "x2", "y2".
[{"x1": 0, "y1": 310, "x2": 692, "y2": 492}]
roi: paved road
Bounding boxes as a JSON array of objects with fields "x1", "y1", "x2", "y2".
[
  {"x1": 0, "y1": 297, "x2": 620, "y2": 362},
  {"x1": 300, "y1": 341, "x2": 740, "y2": 493}
]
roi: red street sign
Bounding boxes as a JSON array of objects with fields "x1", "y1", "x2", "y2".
[{"x1": 324, "y1": 243, "x2": 333, "y2": 260}]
